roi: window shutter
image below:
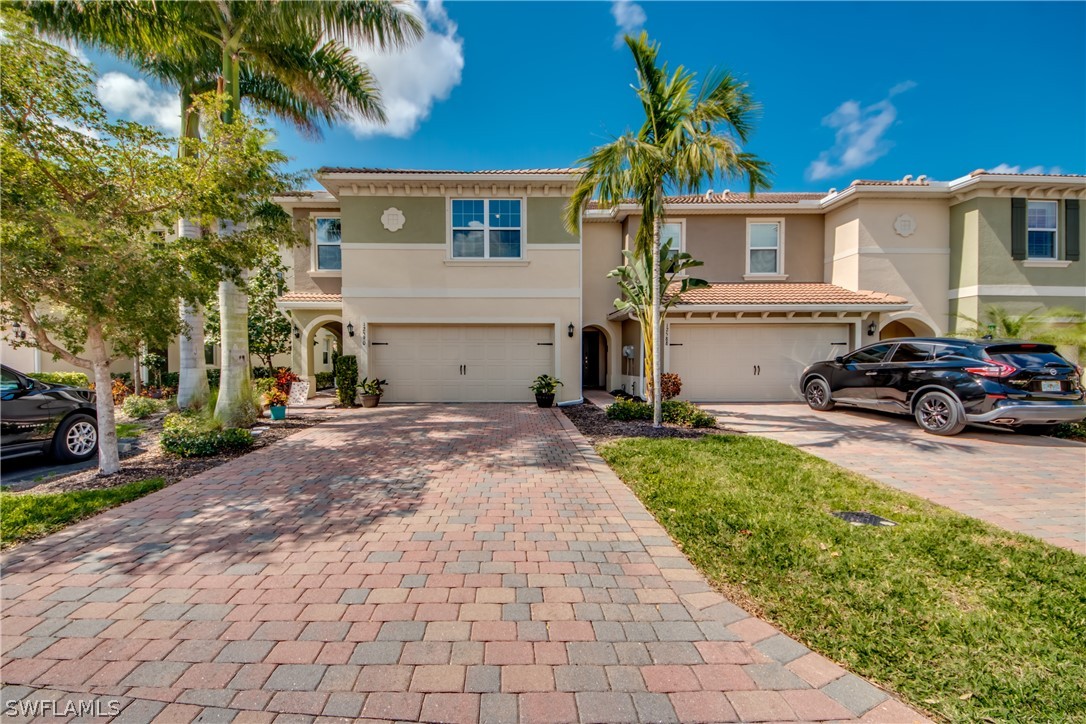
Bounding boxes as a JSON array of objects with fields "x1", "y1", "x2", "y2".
[
  {"x1": 1066, "y1": 199, "x2": 1080, "y2": 262},
  {"x1": 1010, "y1": 197, "x2": 1027, "y2": 260}
]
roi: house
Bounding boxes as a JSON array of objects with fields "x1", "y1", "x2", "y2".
[{"x1": 274, "y1": 167, "x2": 1083, "y2": 404}]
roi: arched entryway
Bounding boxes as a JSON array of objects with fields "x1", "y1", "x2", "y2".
[
  {"x1": 582, "y1": 325, "x2": 610, "y2": 390},
  {"x1": 879, "y1": 317, "x2": 937, "y2": 340},
  {"x1": 299, "y1": 316, "x2": 343, "y2": 398}
]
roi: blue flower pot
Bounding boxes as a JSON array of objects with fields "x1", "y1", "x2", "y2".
[{"x1": 269, "y1": 405, "x2": 286, "y2": 420}]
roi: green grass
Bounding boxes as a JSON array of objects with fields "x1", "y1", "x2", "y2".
[
  {"x1": 598, "y1": 435, "x2": 1086, "y2": 723},
  {"x1": 116, "y1": 422, "x2": 145, "y2": 438},
  {"x1": 0, "y1": 478, "x2": 166, "y2": 547}
]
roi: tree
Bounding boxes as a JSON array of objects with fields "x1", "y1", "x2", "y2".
[
  {"x1": 24, "y1": 0, "x2": 423, "y2": 414},
  {"x1": 0, "y1": 13, "x2": 298, "y2": 474},
  {"x1": 956, "y1": 305, "x2": 1086, "y2": 362},
  {"x1": 205, "y1": 254, "x2": 294, "y2": 371},
  {"x1": 565, "y1": 32, "x2": 770, "y2": 426}
]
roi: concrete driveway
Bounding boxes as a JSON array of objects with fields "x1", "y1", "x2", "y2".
[
  {"x1": 0, "y1": 405, "x2": 926, "y2": 723},
  {"x1": 704, "y1": 403, "x2": 1086, "y2": 553}
]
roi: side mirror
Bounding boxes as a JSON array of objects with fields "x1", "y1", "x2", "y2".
[{"x1": 834, "y1": 356, "x2": 845, "y2": 364}]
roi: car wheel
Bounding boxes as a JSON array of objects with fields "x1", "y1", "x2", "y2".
[
  {"x1": 804, "y1": 378, "x2": 835, "y2": 411},
  {"x1": 53, "y1": 413, "x2": 98, "y2": 463},
  {"x1": 913, "y1": 391, "x2": 966, "y2": 436}
]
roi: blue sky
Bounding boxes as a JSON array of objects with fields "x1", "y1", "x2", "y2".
[{"x1": 86, "y1": 1, "x2": 1085, "y2": 192}]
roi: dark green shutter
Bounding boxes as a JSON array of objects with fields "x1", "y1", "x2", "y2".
[
  {"x1": 1010, "y1": 197, "x2": 1027, "y2": 260},
  {"x1": 1066, "y1": 199, "x2": 1080, "y2": 261}
]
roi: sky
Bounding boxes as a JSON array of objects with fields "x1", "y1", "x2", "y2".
[{"x1": 84, "y1": 1, "x2": 1086, "y2": 193}]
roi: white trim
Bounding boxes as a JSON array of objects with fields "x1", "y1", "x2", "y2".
[
  {"x1": 447, "y1": 197, "x2": 527, "y2": 260},
  {"x1": 745, "y1": 217, "x2": 785, "y2": 276},
  {"x1": 1026, "y1": 199, "x2": 1059, "y2": 260},
  {"x1": 1022, "y1": 259, "x2": 1073, "y2": 268},
  {"x1": 949, "y1": 284, "x2": 1086, "y2": 299},
  {"x1": 825, "y1": 247, "x2": 951, "y2": 263},
  {"x1": 444, "y1": 260, "x2": 530, "y2": 267},
  {"x1": 743, "y1": 274, "x2": 788, "y2": 282},
  {"x1": 311, "y1": 213, "x2": 342, "y2": 272},
  {"x1": 306, "y1": 270, "x2": 342, "y2": 278},
  {"x1": 660, "y1": 218, "x2": 685, "y2": 253},
  {"x1": 342, "y1": 242, "x2": 445, "y2": 250},
  {"x1": 343, "y1": 287, "x2": 580, "y2": 299}
]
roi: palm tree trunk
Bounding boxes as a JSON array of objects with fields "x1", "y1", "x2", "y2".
[
  {"x1": 87, "y1": 324, "x2": 120, "y2": 475},
  {"x1": 214, "y1": 270, "x2": 253, "y2": 427},
  {"x1": 651, "y1": 202, "x2": 663, "y2": 428},
  {"x1": 176, "y1": 90, "x2": 210, "y2": 409}
]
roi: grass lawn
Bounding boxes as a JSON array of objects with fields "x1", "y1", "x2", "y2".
[
  {"x1": 599, "y1": 434, "x2": 1086, "y2": 723},
  {"x1": 0, "y1": 477, "x2": 165, "y2": 547},
  {"x1": 116, "y1": 422, "x2": 146, "y2": 438}
]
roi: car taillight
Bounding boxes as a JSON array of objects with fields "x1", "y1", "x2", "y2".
[{"x1": 965, "y1": 361, "x2": 1017, "y2": 378}]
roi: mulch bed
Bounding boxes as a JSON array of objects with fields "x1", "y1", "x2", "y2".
[
  {"x1": 561, "y1": 400, "x2": 735, "y2": 445},
  {"x1": 14, "y1": 412, "x2": 331, "y2": 495}
]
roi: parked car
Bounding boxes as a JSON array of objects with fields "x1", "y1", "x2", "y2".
[
  {"x1": 1, "y1": 364, "x2": 98, "y2": 462},
  {"x1": 800, "y1": 337, "x2": 1086, "y2": 436}
]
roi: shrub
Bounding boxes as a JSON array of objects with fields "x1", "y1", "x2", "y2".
[
  {"x1": 160, "y1": 412, "x2": 253, "y2": 457},
  {"x1": 334, "y1": 355, "x2": 358, "y2": 406},
  {"x1": 111, "y1": 372, "x2": 133, "y2": 384},
  {"x1": 206, "y1": 368, "x2": 221, "y2": 388},
  {"x1": 660, "y1": 373, "x2": 682, "y2": 400},
  {"x1": 252, "y1": 377, "x2": 276, "y2": 398},
  {"x1": 161, "y1": 372, "x2": 180, "y2": 389},
  {"x1": 605, "y1": 398, "x2": 716, "y2": 428},
  {"x1": 27, "y1": 371, "x2": 89, "y2": 388},
  {"x1": 315, "y1": 371, "x2": 335, "y2": 390},
  {"x1": 606, "y1": 398, "x2": 652, "y2": 421},
  {"x1": 121, "y1": 395, "x2": 165, "y2": 419},
  {"x1": 273, "y1": 367, "x2": 300, "y2": 394},
  {"x1": 90, "y1": 377, "x2": 132, "y2": 404},
  {"x1": 265, "y1": 389, "x2": 288, "y2": 407}
]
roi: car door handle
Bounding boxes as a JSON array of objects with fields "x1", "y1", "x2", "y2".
[{"x1": 865, "y1": 371, "x2": 878, "y2": 376}]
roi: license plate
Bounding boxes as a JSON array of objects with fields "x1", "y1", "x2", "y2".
[{"x1": 1040, "y1": 380, "x2": 1062, "y2": 392}]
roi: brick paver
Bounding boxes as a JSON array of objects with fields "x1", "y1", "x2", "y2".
[
  {"x1": 0, "y1": 404, "x2": 930, "y2": 722},
  {"x1": 705, "y1": 403, "x2": 1086, "y2": 553}
]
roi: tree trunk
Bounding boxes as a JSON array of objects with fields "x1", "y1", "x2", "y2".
[
  {"x1": 178, "y1": 299, "x2": 210, "y2": 409},
  {"x1": 132, "y1": 355, "x2": 142, "y2": 396},
  {"x1": 214, "y1": 275, "x2": 252, "y2": 427},
  {"x1": 87, "y1": 326, "x2": 120, "y2": 475},
  {"x1": 651, "y1": 197, "x2": 663, "y2": 428}
]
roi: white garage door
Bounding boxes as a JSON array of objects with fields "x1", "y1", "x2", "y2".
[
  {"x1": 668, "y1": 323, "x2": 850, "y2": 401},
  {"x1": 369, "y1": 325, "x2": 554, "y2": 402}
]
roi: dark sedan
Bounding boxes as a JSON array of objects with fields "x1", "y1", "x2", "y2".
[
  {"x1": 800, "y1": 337, "x2": 1086, "y2": 435},
  {"x1": 1, "y1": 365, "x2": 98, "y2": 462}
]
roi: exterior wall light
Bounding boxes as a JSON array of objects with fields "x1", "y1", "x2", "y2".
[
  {"x1": 568, "y1": 323, "x2": 575, "y2": 338},
  {"x1": 293, "y1": 324, "x2": 301, "y2": 339},
  {"x1": 11, "y1": 321, "x2": 27, "y2": 340},
  {"x1": 347, "y1": 322, "x2": 355, "y2": 337},
  {"x1": 866, "y1": 321, "x2": 877, "y2": 337}
]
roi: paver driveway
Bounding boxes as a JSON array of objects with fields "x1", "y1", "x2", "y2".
[
  {"x1": 1, "y1": 405, "x2": 927, "y2": 723},
  {"x1": 704, "y1": 403, "x2": 1086, "y2": 554}
]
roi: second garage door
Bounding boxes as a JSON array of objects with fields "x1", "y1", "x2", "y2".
[
  {"x1": 369, "y1": 324, "x2": 554, "y2": 402},
  {"x1": 668, "y1": 323, "x2": 850, "y2": 401}
]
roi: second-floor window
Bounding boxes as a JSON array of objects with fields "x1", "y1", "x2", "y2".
[
  {"x1": 661, "y1": 221, "x2": 684, "y2": 251},
  {"x1": 747, "y1": 219, "x2": 782, "y2": 275},
  {"x1": 314, "y1": 216, "x2": 342, "y2": 270},
  {"x1": 451, "y1": 199, "x2": 522, "y2": 258},
  {"x1": 1027, "y1": 201, "x2": 1058, "y2": 259}
]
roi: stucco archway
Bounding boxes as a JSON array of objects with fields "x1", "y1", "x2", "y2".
[
  {"x1": 879, "y1": 315, "x2": 937, "y2": 340},
  {"x1": 581, "y1": 324, "x2": 612, "y2": 390},
  {"x1": 297, "y1": 315, "x2": 343, "y2": 398}
]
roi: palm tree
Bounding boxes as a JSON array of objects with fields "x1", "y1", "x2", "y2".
[
  {"x1": 565, "y1": 32, "x2": 770, "y2": 426},
  {"x1": 26, "y1": 1, "x2": 422, "y2": 418}
]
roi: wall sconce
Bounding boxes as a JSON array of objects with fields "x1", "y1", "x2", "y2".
[
  {"x1": 10, "y1": 321, "x2": 26, "y2": 341},
  {"x1": 568, "y1": 323, "x2": 575, "y2": 338},
  {"x1": 347, "y1": 322, "x2": 355, "y2": 338},
  {"x1": 293, "y1": 324, "x2": 300, "y2": 339},
  {"x1": 866, "y1": 321, "x2": 877, "y2": 337}
]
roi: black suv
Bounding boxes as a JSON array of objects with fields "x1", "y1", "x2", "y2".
[
  {"x1": 800, "y1": 338, "x2": 1086, "y2": 436},
  {"x1": 1, "y1": 365, "x2": 99, "y2": 462}
]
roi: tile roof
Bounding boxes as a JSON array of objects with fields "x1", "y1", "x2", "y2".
[
  {"x1": 663, "y1": 191, "x2": 824, "y2": 204},
  {"x1": 848, "y1": 178, "x2": 932, "y2": 187},
  {"x1": 278, "y1": 292, "x2": 343, "y2": 304},
  {"x1": 971, "y1": 169, "x2": 1086, "y2": 178},
  {"x1": 318, "y1": 167, "x2": 582, "y2": 175},
  {"x1": 668, "y1": 283, "x2": 909, "y2": 306}
]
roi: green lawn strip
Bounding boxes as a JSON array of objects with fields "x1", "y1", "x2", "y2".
[
  {"x1": 116, "y1": 422, "x2": 146, "y2": 438},
  {"x1": 0, "y1": 478, "x2": 166, "y2": 547},
  {"x1": 598, "y1": 435, "x2": 1086, "y2": 723}
]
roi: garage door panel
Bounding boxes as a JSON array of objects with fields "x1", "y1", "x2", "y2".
[
  {"x1": 670, "y1": 323, "x2": 849, "y2": 402},
  {"x1": 370, "y1": 324, "x2": 554, "y2": 402}
]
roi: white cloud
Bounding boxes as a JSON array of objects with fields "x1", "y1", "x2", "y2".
[
  {"x1": 95, "y1": 72, "x2": 181, "y2": 135},
  {"x1": 806, "y1": 82, "x2": 916, "y2": 182},
  {"x1": 987, "y1": 163, "x2": 1063, "y2": 175},
  {"x1": 611, "y1": 0, "x2": 646, "y2": 48},
  {"x1": 345, "y1": 0, "x2": 464, "y2": 139}
]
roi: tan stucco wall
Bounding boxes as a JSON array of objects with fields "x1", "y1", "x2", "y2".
[
  {"x1": 290, "y1": 207, "x2": 343, "y2": 295},
  {"x1": 682, "y1": 213, "x2": 824, "y2": 282},
  {"x1": 582, "y1": 222, "x2": 625, "y2": 390}
]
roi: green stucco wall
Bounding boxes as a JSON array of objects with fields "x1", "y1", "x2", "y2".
[
  {"x1": 527, "y1": 197, "x2": 579, "y2": 244},
  {"x1": 340, "y1": 196, "x2": 446, "y2": 244}
]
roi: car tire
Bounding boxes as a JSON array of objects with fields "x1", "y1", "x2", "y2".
[
  {"x1": 804, "y1": 378, "x2": 835, "y2": 411},
  {"x1": 53, "y1": 413, "x2": 98, "y2": 463},
  {"x1": 913, "y1": 391, "x2": 966, "y2": 436}
]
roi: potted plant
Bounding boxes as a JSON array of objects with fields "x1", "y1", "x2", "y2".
[
  {"x1": 265, "y1": 389, "x2": 289, "y2": 420},
  {"x1": 529, "y1": 374, "x2": 562, "y2": 408},
  {"x1": 356, "y1": 377, "x2": 388, "y2": 408}
]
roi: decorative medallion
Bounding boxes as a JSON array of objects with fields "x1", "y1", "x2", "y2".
[
  {"x1": 893, "y1": 213, "x2": 917, "y2": 237},
  {"x1": 381, "y1": 207, "x2": 405, "y2": 232}
]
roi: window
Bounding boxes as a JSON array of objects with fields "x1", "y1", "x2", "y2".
[
  {"x1": 747, "y1": 220, "x2": 782, "y2": 275},
  {"x1": 1027, "y1": 201, "x2": 1058, "y2": 259},
  {"x1": 661, "y1": 221, "x2": 684, "y2": 252},
  {"x1": 890, "y1": 342, "x2": 934, "y2": 363},
  {"x1": 1, "y1": 368, "x2": 22, "y2": 394},
  {"x1": 451, "y1": 199, "x2": 522, "y2": 259},
  {"x1": 845, "y1": 343, "x2": 894, "y2": 365},
  {"x1": 313, "y1": 216, "x2": 342, "y2": 270},
  {"x1": 204, "y1": 344, "x2": 215, "y2": 365}
]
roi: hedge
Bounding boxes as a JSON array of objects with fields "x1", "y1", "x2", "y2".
[
  {"x1": 27, "y1": 371, "x2": 89, "y2": 388},
  {"x1": 315, "y1": 371, "x2": 335, "y2": 390},
  {"x1": 159, "y1": 413, "x2": 253, "y2": 457},
  {"x1": 606, "y1": 398, "x2": 717, "y2": 428},
  {"x1": 333, "y1": 355, "x2": 358, "y2": 405}
]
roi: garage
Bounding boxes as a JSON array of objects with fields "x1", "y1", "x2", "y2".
[
  {"x1": 369, "y1": 324, "x2": 555, "y2": 402},
  {"x1": 667, "y1": 323, "x2": 850, "y2": 401}
]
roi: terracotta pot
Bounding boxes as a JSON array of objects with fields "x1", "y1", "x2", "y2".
[{"x1": 360, "y1": 394, "x2": 381, "y2": 408}]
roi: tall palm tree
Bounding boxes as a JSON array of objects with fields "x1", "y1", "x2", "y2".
[
  {"x1": 26, "y1": 1, "x2": 422, "y2": 417},
  {"x1": 565, "y1": 32, "x2": 770, "y2": 426}
]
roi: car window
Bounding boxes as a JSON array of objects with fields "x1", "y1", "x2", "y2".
[
  {"x1": 890, "y1": 342, "x2": 934, "y2": 363},
  {"x1": 845, "y1": 343, "x2": 894, "y2": 364},
  {"x1": 987, "y1": 350, "x2": 1072, "y2": 369},
  {"x1": 0, "y1": 369, "x2": 23, "y2": 393}
]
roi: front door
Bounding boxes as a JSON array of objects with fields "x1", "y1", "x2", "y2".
[{"x1": 582, "y1": 330, "x2": 601, "y2": 389}]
